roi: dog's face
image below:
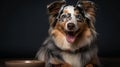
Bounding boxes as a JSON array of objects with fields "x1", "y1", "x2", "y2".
[{"x1": 47, "y1": 0, "x2": 96, "y2": 51}]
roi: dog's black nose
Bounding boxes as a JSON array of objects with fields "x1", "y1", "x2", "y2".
[{"x1": 67, "y1": 23, "x2": 75, "y2": 30}]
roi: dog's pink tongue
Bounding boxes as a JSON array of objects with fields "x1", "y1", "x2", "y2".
[{"x1": 66, "y1": 35, "x2": 76, "y2": 43}]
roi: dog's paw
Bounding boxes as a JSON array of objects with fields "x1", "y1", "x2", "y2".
[
  {"x1": 85, "y1": 64, "x2": 94, "y2": 67},
  {"x1": 85, "y1": 64, "x2": 100, "y2": 67}
]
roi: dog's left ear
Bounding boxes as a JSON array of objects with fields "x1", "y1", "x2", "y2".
[
  {"x1": 47, "y1": 0, "x2": 66, "y2": 15},
  {"x1": 76, "y1": 0, "x2": 96, "y2": 23}
]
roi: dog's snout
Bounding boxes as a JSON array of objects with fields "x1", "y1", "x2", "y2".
[{"x1": 67, "y1": 23, "x2": 75, "y2": 30}]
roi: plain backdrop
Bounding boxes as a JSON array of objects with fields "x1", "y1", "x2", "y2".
[{"x1": 1, "y1": 0, "x2": 120, "y2": 58}]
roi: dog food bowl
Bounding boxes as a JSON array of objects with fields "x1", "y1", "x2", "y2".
[{"x1": 5, "y1": 60, "x2": 45, "y2": 67}]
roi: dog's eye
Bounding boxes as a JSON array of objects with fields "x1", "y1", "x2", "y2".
[
  {"x1": 61, "y1": 14, "x2": 67, "y2": 18},
  {"x1": 76, "y1": 15, "x2": 81, "y2": 19},
  {"x1": 68, "y1": 13, "x2": 71, "y2": 18},
  {"x1": 76, "y1": 15, "x2": 82, "y2": 22}
]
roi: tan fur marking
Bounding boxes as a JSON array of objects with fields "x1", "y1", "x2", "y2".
[
  {"x1": 51, "y1": 29, "x2": 63, "y2": 39},
  {"x1": 74, "y1": 9, "x2": 80, "y2": 15},
  {"x1": 83, "y1": 28, "x2": 92, "y2": 38},
  {"x1": 64, "y1": 10, "x2": 69, "y2": 14},
  {"x1": 85, "y1": 64, "x2": 93, "y2": 67},
  {"x1": 51, "y1": 29, "x2": 72, "y2": 50}
]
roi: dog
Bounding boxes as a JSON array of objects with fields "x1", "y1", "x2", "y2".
[{"x1": 36, "y1": 0, "x2": 100, "y2": 67}]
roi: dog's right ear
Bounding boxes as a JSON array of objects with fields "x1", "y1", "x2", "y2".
[{"x1": 47, "y1": 1, "x2": 66, "y2": 15}]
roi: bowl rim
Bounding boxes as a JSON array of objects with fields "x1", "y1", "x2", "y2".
[{"x1": 5, "y1": 60, "x2": 44, "y2": 64}]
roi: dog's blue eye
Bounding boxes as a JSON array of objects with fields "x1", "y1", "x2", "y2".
[{"x1": 76, "y1": 15, "x2": 83, "y2": 22}]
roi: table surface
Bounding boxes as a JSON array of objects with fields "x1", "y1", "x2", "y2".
[{"x1": 0, "y1": 58, "x2": 120, "y2": 67}]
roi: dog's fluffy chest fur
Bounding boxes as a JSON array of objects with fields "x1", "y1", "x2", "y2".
[
  {"x1": 61, "y1": 52, "x2": 82, "y2": 67},
  {"x1": 36, "y1": 37, "x2": 97, "y2": 67}
]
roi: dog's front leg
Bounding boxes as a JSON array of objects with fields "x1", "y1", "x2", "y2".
[
  {"x1": 45, "y1": 57, "x2": 54, "y2": 67},
  {"x1": 85, "y1": 64, "x2": 94, "y2": 67},
  {"x1": 85, "y1": 55, "x2": 100, "y2": 67},
  {"x1": 45, "y1": 50, "x2": 56, "y2": 67},
  {"x1": 85, "y1": 64, "x2": 100, "y2": 67},
  {"x1": 45, "y1": 61, "x2": 53, "y2": 67}
]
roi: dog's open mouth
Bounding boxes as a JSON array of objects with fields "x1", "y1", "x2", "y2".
[{"x1": 66, "y1": 31, "x2": 77, "y2": 43}]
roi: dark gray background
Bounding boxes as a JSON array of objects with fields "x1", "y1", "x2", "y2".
[{"x1": 1, "y1": 0, "x2": 120, "y2": 58}]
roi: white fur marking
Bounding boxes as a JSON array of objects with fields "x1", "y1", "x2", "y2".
[
  {"x1": 61, "y1": 52, "x2": 82, "y2": 67},
  {"x1": 64, "y1": 6, "x2": 78, "y2": 31}
]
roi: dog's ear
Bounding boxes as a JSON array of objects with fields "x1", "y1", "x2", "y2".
[
  {"x1": 47, "y1": 1, "x2": 66, "y2": 15},
  {"x1": 76, "y1": 0, "x2": 96, "y2": 23}
]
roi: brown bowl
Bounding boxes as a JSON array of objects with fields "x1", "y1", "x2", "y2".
[{"x1": 5, "y1": 60, "x2": 45, "y2": 67}]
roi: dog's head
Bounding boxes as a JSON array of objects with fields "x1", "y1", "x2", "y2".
[{"x1": 47, "y1": 0, "x2": 97, "y2": 50}]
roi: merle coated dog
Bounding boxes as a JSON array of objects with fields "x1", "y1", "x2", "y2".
[{"x1": 36, "y1": 0, "x2": 100, "y2": 67}]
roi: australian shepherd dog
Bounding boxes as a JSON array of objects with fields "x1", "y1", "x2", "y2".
[{"x1": 36, "y1": 0, "x2": 100, "y2": 67}]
